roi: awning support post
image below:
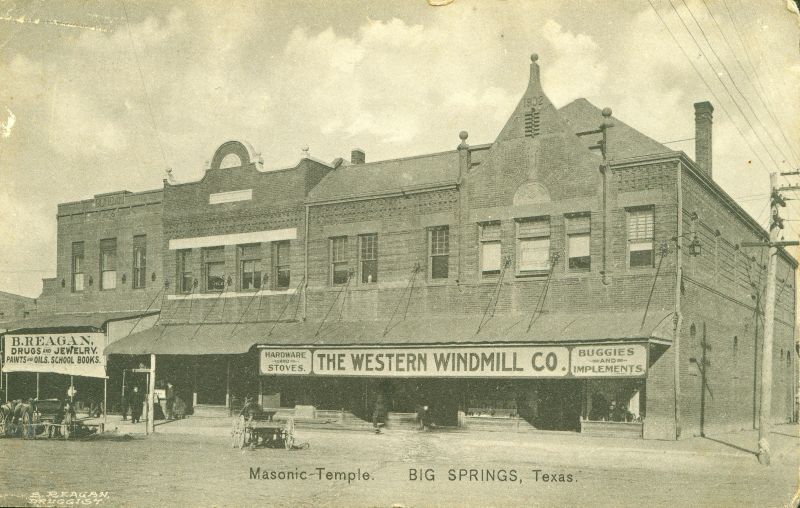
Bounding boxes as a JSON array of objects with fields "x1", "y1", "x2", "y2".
[
  {"x1": 226, "y1": 357, "x2": 231, "y2": 413},
  {"x1": 70, "y1": 376, "x2": 74, "y2": 402},
  {"x1": 36, "y1": 373, "x2": 40, "y2": 399},
  {"x1": 147, "y1": 354, "x2": 156, "y2": 435},
  {"x1": 103, "y1": 378, "x2": 107, "y2": 426}
]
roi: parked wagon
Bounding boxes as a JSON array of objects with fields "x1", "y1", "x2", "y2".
[
  {"x1": 231, "y1": 412, "x2": 295, "y2": 450},
  {"x1": 0, "y1": 399, "x2": 103, "y2": 439}
]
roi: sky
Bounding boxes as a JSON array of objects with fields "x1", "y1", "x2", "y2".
[{"x1": 0, "y1": 0, "x2": 799, "y2": 297}]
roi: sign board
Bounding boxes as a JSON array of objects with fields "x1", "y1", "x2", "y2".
[
  {"x1": 3, "y1": 333, "x2": 107, "y2": 378},
  {"x1": 570, "y1": 345, "x2": 648, "y2": 377},
  {"x1": 260, "y1": 346, "x2": 572, "y2": 378},
  {"x1": 260, "y1": 344, "x2": 649, "y2": 378}
]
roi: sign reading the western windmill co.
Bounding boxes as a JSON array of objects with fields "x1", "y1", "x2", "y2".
[
  {"x1": 569, "y1": 345, "x2": 648, "y2": 377},
  {"x1": 3, "y1": 333, "x2": 107, "y2": 378},
  {"x1": 260, "y1": 346, "x2": 571, "y2": 378}
]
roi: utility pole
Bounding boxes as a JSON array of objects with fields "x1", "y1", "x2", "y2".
[{"x1": 743, "y1": 172, "x2": 799, "y2": 465}]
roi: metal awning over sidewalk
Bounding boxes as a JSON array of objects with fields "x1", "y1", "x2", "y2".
[
  {"x1": 104, "y1": 309, "x2": 674, "y2": 355},
  {"x1": 1, "y1": 310, "x2": 160, "y2": 334}
]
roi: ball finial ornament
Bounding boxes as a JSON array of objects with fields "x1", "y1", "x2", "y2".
[
  {"x1": 531, "y1": 53, "x2": 539, "y2": 63},
  {"x1": 602, "y1": 107, "x2": 613, "y2": 117},
  {"x1": 459, "y1": 131, "x2": 469, "y2": 141}
]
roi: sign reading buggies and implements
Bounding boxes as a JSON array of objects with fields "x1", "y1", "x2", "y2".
[
  {"x1": 259, "y1": 344, "x2": 648, "y2": 378},
  {"x1": 3, "y1": 333, "x2": 107, "y2": 378}
]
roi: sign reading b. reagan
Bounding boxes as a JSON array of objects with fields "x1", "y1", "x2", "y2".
[
  {"x1": 259, "y1": 344, "x2": 650, "y2": 378},
  {"x1": 3, "y1": 333, "x2": 107, "y2": 378}
]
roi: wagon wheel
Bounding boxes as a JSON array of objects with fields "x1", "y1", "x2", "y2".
[
  {"x1": 283, "y1": 418, "x2": 295, "y2": 450},
  {"x1": 0, "y1": 417, "x2": 5, "y2": 437}
]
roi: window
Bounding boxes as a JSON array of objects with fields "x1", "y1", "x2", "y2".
[
  {"x1": 516, "y1": 217, "x2": 550, "y2": 273},
  {"x1": 274, "y1": 241, "x2": 291, "y2": 289},
  {"x1": 360, "y1": 234, "x2": 378, "y2": 283},
  {"x1": 133, "y1": 235, "x2": 147, "y2": 289},
  {"x1": 479, "y1": 222, "x2": 502, "y2": 276},
  {"x1": 627, "y1": 207, "x2": 655, "y2": 267},
  {"x1": 177, "y1": 249, "x2": 194, "y2": 293},
  {"x1": 203, "y1": 246, "x2": 225, "y2": 292},
  {"x1": 330, "y1": 237, "x2": 350, "y2": 284},
  {"x1": 99, "y1": 238, "x2": 117, "y2": 290},
  {"x1": 429, "y1": 226, "x2": 450, "y2": 279},
  {"x1": 566, "y1": 214, "x2": 591, "y2": 270},
  {"x1": 71, "y1": 241, "x2": 85, "y2": 292},
  {"x1": 238, "y1": 244, "x2": 262, "y2": 291}
]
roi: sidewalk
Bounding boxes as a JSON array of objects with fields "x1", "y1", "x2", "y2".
[{"x1": 87, "y1": 413, "x2": 799, "y2": 462}]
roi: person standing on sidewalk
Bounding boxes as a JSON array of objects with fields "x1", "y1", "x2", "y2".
[
  {"x1": 129, "y1": 386, "x2": 143, "y2": 424},
  {"x1": 165, "y1": 382, "x2": 175, "y2": 420},
  {"x1": 372, "y1": 393, "x2": 387, "y2": 434}
]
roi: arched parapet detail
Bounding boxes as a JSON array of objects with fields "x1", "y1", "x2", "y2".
[
  {"x1": 209, "y1": 140, "x2": 258, "y2": 170},
  {"x1": 513, "y1": 181, "x2": 550, "y2": 205}
]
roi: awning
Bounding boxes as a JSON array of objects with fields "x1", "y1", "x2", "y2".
[
  {"x1": 104, "y1": 322, "x2": 273, "y2": 355},
  {"x1": 1, "y1": 311, "x2": 160, "y2": 334},
  {"x1": 105, "y1": 309, "x2": 674, "y2": 355}
]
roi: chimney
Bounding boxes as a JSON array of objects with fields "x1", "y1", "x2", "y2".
[
  {"x1": 351, "y1": 148, "x2": 365, "y2": 165},
  {"x1": 694, "y1": 101, "x2": 714, "y2": 178}
]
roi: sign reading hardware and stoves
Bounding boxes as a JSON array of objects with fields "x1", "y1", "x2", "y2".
[
  {"x1": 259, "y1": 344, "x2": 648, "y2": 378},
  {"x1": 3, "y1": 333, "x2": 107, "y2": 378}
]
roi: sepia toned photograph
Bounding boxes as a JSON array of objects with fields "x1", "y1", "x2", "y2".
[{"x1": 1, "y1": 1, "x2": 799, "y2": 506}]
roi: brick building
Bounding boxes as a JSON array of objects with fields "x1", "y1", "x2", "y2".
[{"x1": 7, "y1": 54, "x2": 795, "y2": 439}]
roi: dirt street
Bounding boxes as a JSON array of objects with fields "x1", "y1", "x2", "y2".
[{"x1": 0, "y1": 426, "x2": 797, "y2": 507}]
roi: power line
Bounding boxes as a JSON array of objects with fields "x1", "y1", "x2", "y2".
[
  {"x1": 695, "y1": 0, "x2": 799, "y2": 166},
  {"x1": 119, "y1": 0, "x2": 170, "y2": 170},
  {"x1": 720, "y1": 0, "x2": 800, "y2": 163},
  {"x1": 669, "y1": 0, "x2": 783, "y2": 171},
  {"x1": 647, "y1": 0, "x2": 770, "y2": 176}
]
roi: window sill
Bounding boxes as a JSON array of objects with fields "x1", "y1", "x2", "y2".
[
  {"x1": 515, "y1": 270, "x2": 549, "y2": 278},
  {"x1": 167, "y1": 288, "x2": 297, "y2": 300}
]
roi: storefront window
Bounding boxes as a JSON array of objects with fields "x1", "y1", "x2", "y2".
[
  {"x1": 360, "y1": 233, "x2": 378, "y2": 283},
  {"x1": 331, "y1": 237, "x2": 349, "y2": 285},
  {"x1": 203, "y1": 246, "x2": 225, "y2": 292},
  {"x1": 585, "y1": 379, "x2": 645, "y2": 422},
  {"x1": 177, "y1": 249, "x2": 193, "y2": 293},
  {"x1": 627, "y1": 207, "x2": 654, "y2": 267},
  {"x1": 133, "y1": 235, "x2": 147, "y2": 289},
  {"x1": 429, "y1": 226, "x2": 449, "y2": 279},
  {"x1": 71, "y1": 241, "x2": 84, "y2": 292},
  {"x1": 516, "y1": 217, "x2": 550, "y2": 273},
  {"x1": 479, "y1": 222, "x2": 501, "y2": 276},
  {"x1": 274, "y1": 241, "x2": 290, "y2": 289},
  {"x1": 238, "y1": 243, "x2": 261, "y2": 291},
  {"x1": 566, "y1": 213, "x2": 591, "y2": 270},
  {"x1": 99, "y1": 238, "x2": 117, "y2": 290}
]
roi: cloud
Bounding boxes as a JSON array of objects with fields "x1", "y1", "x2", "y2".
[{"x1": 540, "y1": 20, "x2": 607, "y2": 105}]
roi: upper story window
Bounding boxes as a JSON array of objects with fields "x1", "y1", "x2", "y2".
[
  {"x1": 99, "y1": 238, "x2": 117, "y2": 290},
  {"x1": 330, "y1": 237, "x2": 350, "y2": 285},
  {"x1": 479, "y1": 222, "x2": 502, "y2": 276},
  {"x1": 203, "y1": 246, "x2": 225, "y2": 292},
  {"x1": 274, "y1": 241, "x2": 291, "y2": 289},
  {"x1": 71, "y1": 241, "x2": 85, "y2": 292},
  {"x1": 360, "y1": 234, "x2": 378, "y2": 283},
  {"x1": 429, "y1": 226, "x2": 450, "y2": 280},
  {"x1": 177, "y1": 249, "x2": 194, "y2": 294},
  {"x1": 238, "y1": 243, "x2": 262, "y2": 291},
  {"x1": 627, "y1": 207, "x2": 655, "y2": 268},
  {"x1": 133, "y1": 235, "x2": 147, "y2": 289},
  {"x1": 566, "y1": 213, "x2": 591, "y2": 270},
  {"x1": 516, "y1": 217, "x2": 550, "y2": 274}
]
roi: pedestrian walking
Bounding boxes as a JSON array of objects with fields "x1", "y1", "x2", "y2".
[{"x1": 129, "y1": 386, "x2": 143, "y2": 424}]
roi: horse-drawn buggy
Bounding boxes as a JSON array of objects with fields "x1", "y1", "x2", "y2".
[
  {"x1": 0, "y1": 399, "x2": 104, "y2": 439},
  {"x1": 230, "y1": 398, "x2": 296, "y2": 450}
]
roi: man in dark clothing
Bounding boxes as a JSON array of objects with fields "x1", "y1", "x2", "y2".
[
  {"x1": 129, "y1": 386, "x2": 143, "y2": 424},
  {"x1": 372, "y1": 394, "x2": 387, "y2": 434}
]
